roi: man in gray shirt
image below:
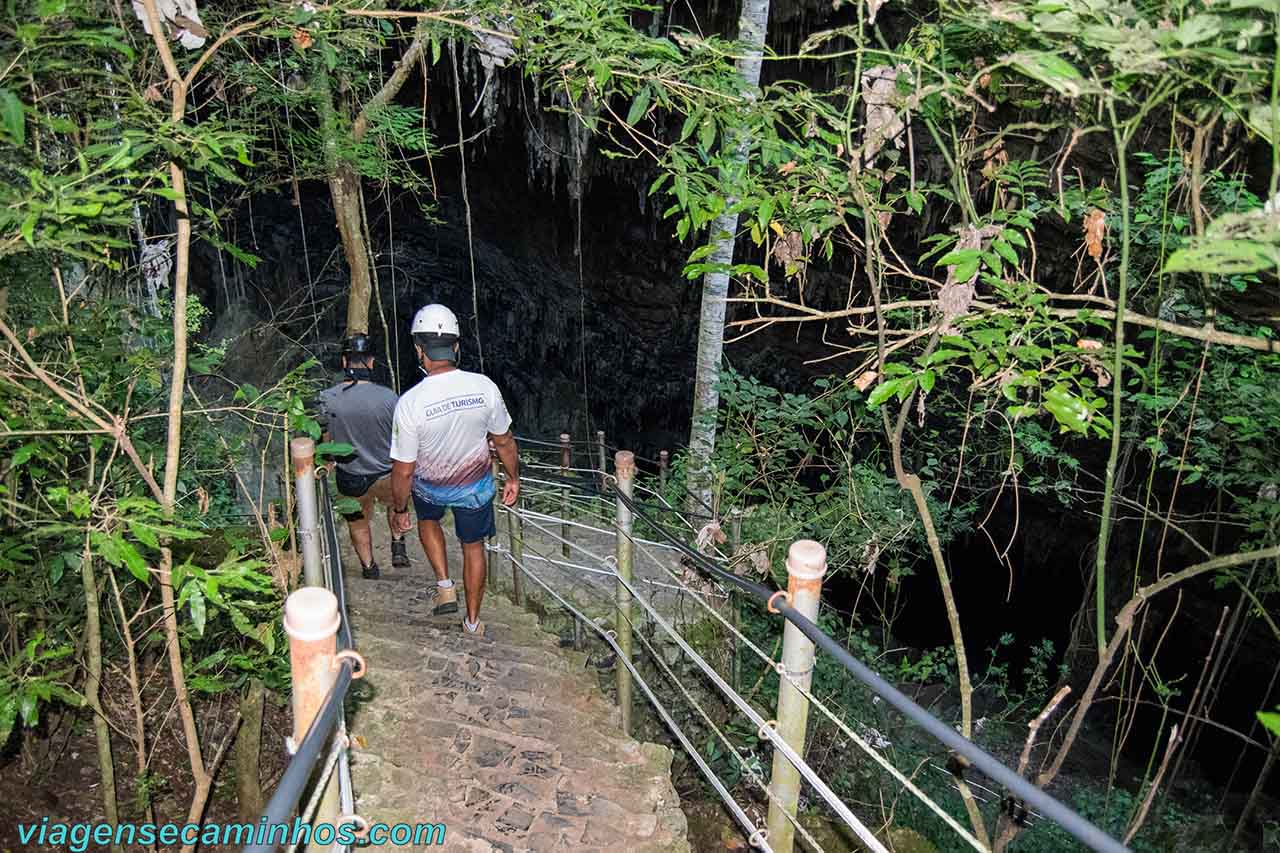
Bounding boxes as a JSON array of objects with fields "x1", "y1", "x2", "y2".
[{"x1": 317, "y1": 334, "x2": 410, "y2": 579}]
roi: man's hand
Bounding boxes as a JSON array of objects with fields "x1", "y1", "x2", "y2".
[
  {"x1": 392, "y1": 508, "x2": 415, "y2": 535},
  {"x1": 501, "y1": 477, "x2": 520, "y2": 507}
]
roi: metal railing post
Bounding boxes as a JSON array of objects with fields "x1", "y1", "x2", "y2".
[
  {"x1": 559, "y1": 432, "x2": 572, "y2": 559},
  {"x1": 596, "y1": 430, "x2": 607, "y2": 491},
  {"x1": 509, "y1": 490, "x2": 524, "y2": 608},
  {"x1": 283, "y1": 587, "x2": 341, "y2": 851},
  {"x1": 730, "y1": 508, "x2": 742, "y2": 691},
  {"x1": 291, "y1": 438, "x2": 323, "y2": 588},
  {"x1": 490, "y1": 448, "x2": 503, "y2": 585},
  {"x1": 766, "y1": 540, "x2": 828, "y2": 853},
  {"x1": 613, "y1": 450, "x2": 635, "y2": 737},
  {"x1": 658, "y1": 449, "x2": 669, "y2": 496}
]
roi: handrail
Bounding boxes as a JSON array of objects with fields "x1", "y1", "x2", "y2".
[
  {"x1": 607, "y1": 483, "x2": 1131, "y2": 853},
  {"x1": 244, "y1": 469, "x2": 357, "y2": 853},
  {"x1": 501, "y1": 461, "x2": 1130, "y2": 852}
]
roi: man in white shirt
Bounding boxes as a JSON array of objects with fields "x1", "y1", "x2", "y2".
[{"x1": 389, "y1": 304, "x2": 520, "y2": 636}]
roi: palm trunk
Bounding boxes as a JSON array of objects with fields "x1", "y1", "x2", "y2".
[{"x1": 685, "y1": 0, "x2": 770, "y2": 512}]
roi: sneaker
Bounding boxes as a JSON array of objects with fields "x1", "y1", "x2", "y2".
[
  {"x1": 390, "y1": 538, "x2": 410, "y2": 569},
  {"x1": 433, "y1": 584, "x2": 458, "y2": 615},
  {"x1": 462, "y1": 619, "x2": 485, "y2": 638},
  {"x1": 361, "y1": 561, "x2": 381, "y2": 580}
]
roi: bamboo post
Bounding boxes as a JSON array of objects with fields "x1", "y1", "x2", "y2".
[
  {"x1": 614, "y1": 450, "x2": 636, "y2": 736},
  {"x1": 560, "y1": 432, "x2": 572, "y2": 559},
  {"x1": 765, "y1": 540, "x2": 827, "y2": 853},
  {"x1": 659, "y1": 449, "x2": 669, "y2": 495},
  {"x1": 283, "y1": 587, "x2": 341, "y2": 852},
  {"x1": 730, "y1": 508, "x2": 742, "y2": 691},
  {"x1": 596, "y1": 430, "x2": 607, "y2": 491},
  {"x1": 291, "y1": 438, "x2": 323, "y2": 588},
  {"x1": 509, "y1": 490, "x2": 524, "y2": 608}
]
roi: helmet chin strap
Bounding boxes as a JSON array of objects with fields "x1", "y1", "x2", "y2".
[{"x1": 343, "y1": 365, "x2": 374, "y2": 385}]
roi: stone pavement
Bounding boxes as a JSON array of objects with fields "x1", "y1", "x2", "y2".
[{"x1": 342, "y1": 517, "x2": 691, "y2": 852}]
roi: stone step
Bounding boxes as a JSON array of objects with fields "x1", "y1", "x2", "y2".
[{"x1": 341, "y1": 518, "x2": 690, "y2": 853}]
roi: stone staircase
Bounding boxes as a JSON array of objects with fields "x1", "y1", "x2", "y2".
[{"x1": 342, "y1": 520, "x2": 690, "y2": 852}]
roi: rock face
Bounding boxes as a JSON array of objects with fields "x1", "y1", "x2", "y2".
[{"x1": 342, "y1": 521, "x2": 690, "y2": 852}]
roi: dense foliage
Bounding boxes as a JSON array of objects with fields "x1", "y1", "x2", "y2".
[{"x1": 1, "y1": 0, "x2": 1277, "y2": 848}]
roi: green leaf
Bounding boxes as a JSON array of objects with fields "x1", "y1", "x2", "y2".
[
  {"x1": 906, "y1": 190, "x2": 924, "y2": 214},
  {"x1": 867, "y1": 379, "x2": 904, "y2": 407},
  {"x1": 1002, "y1": 229, "x2": 1027, "y2": 248},
  {"x1": 188, "y1": 586, "x2": 206, "y2": 637},
  {"x1": 20, "y1": 212, "x2": 37, "y2": 247},
  {"x1": 0, "y1": 697, "x2": 15, "y2": 745},
  {"x1": 1043, "y1": 386, "x2": 1090, "y2": 433},
  {"x1": 1007, "y1": 51, "x2": 1089, "y2": 97},
  {"x1": 1258, "y1": 710, "x2": 1280, "y2": 737},
  {"x1": 919, "y1": 370, "x2": 936, "y2": 394},
  {"x1": 128, "y1": 520, "x2": 159, "y2": 550},
  {"x1": 1248, "y1": 105, "x2": 1280, "y2": 143},
  {"x1": 625, "y1": 86, "x2": 652, "y2": 126},
  {"x1": 0, "y1": 89, "x2": 25, "y2": 147},
  {"x1": 333, "y1": 496, "x2": 361, "y2": 516},
  {"x1": 935, "y1": 248, "x2": 981, "y2": 267},
  {"x1": 953, "y1": 258, "x2": 979, "y2": 282},
  {"x1": 1164, "y1": 239, "x2": 1280, "y2": 276},
  {"x1": 993, "y1": 238, "x2": 1019, "y2": 266},
  {"x1": 1175, "y1": 14, "x2": 1221, "y2": 46},
  {"x1": 315, "y1": 441, "x2": 355, "y2": 458},
  {"x1": 10, "y1": 444, "x2": 38, "y2": 467},
  {"x1": 699, "y1": 117, "x2": 716, "y2": 152}
]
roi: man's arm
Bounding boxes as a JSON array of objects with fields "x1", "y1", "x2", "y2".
[
  {"x1": 490, "y1": 430, "x2": 520, "y2": 506},
  {"x1": 391, "y1": 460, "x2": 415, "y2": 515}
]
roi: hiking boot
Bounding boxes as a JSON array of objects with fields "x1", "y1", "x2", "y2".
[
  {"x1": 390, "y1": 537, "x2": 410, "y2": 569},
  {"x1": 462, "y1": 619, "x2": 485, "y2": 638},
  {"x1": 433, "y1": 584, "x2": 458, "y2": 615},
  {"x1": 361, "y1": 561, "x2": 381, "y2": 580}
]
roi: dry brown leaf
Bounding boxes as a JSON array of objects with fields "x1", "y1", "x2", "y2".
[
  {"x1": 144, "y1": 84, "x2": 164, "y2": 103},
  {"x1": 854, "y1": 370, "x2": 879, "y2": 392},
  {"x1": 779, "y1": 161, "x2": 797, "y2": 175},
  {"x1": 771, "y1": 230, "x2": 805, "y2": 272},
  {"x1": 696, "y1": 521, "x2": 726, "y2": 553},
  {"x1": 1083, "y1": 208, "x2": 1106, "y2": 260},
  {"x1": 292, "y1": 28, "x2": 313, "y2": 50},
  {"x1": 861, "y1": 65, "x2": 908, "y2": 163},
  {"x1": 1077, "y1": 339, "x2": 1103, "y2": 350}
]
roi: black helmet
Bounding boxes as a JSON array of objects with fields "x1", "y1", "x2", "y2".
[{"x1": 342, "y1": 334, "x2": 373, "y2": 357}]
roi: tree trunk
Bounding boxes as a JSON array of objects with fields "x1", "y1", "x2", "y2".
[
  {"x1": 314, "y1": 29, "x2": 431, "y2": 337},
  {"x1": 136, "y1": 5, "x2": 208, "y2": 847},
  {"x1": 331, "y1": 164, "x2": 374, "y2": 336},
  {"x1": 685, "y1": 0, "x2": 770, "y2": 512},
  {"x1": 234, "y1": 679, "x2": 266, "y2": 821},
  {"x1": 80, "y1": 547, "x2": 121, "y2": 851}
]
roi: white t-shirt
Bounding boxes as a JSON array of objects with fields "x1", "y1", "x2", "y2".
[{"x1": 390, "y1": 369, "x2": 512, "y2": 503}]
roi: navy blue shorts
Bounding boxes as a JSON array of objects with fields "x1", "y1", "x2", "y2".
[{"x1": 413, "y1": 492, "x2": 495, "y2": 544}]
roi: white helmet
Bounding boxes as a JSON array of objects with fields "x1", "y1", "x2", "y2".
[
  {"x1": 411, "y1": 303, "x2": 461, "y2": 362},
  {"x1": 411, "y1": 303, "x2": 460, "y2": 337}
]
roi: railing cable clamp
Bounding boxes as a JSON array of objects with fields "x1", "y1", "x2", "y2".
[{"x1": 332, "y1": 649, "x2": 367, "y2": 679}]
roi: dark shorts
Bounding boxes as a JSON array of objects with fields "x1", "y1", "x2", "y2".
[
  {"x1": 335, "y1": 467, "x2": 390, "y2": 499},
  {"x1": 413, "y1": 492, "x2": 496, "y2": 544}
]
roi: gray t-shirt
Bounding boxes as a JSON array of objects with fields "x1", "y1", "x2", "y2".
[{"x1": 317, "y1": 380, "x2": 398, "y2": 478}]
